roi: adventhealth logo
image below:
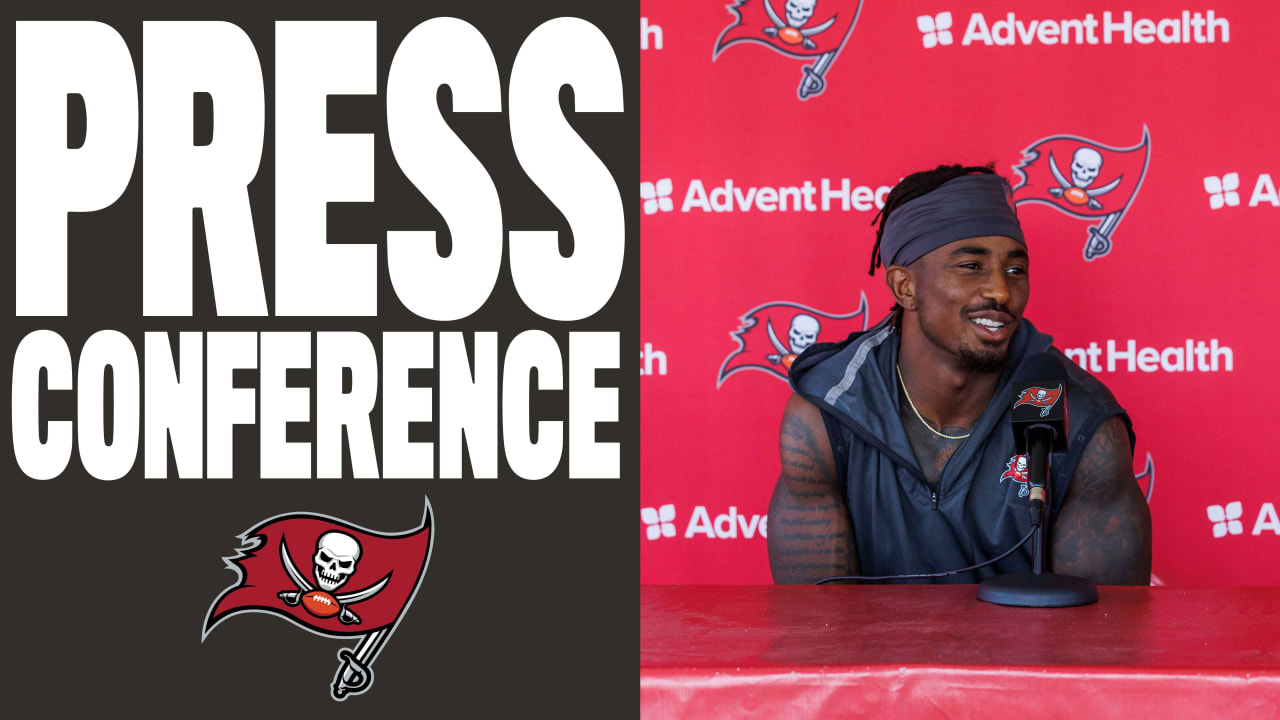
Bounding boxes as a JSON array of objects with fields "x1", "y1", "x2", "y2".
[
  {"x1": 1208, "y1": 502, "x2": 1244, "y2": 537},
  {"x1": 642, "y1": 177, "x2": 893, "y2": 214},
  {"x1": 1062, "y1": 338, "x2": 1233, "y2": 373},
  {"x1": 1207, "y1": 502, "x2": 1280, "y2": 538},
  {"x1": 918, "y1": 10, "x2": 1229, "y2": 47},
  {"x1": 1203, "y1": 172, "x2": 1279, "y2": 210},
  {"x1": 641, "y1": 504, "x2": 677, "y2": 540},
  {"x1": 916, "y1": 12, "x2": 954, "y2": 48},
  {"x1": 1204, "y1": 173, "x2": 1241, "y2": 209},
  {"x1": 640, "y1": 504, "x2": 768, "y2": 540},
  {"x1": 641, "y1": 179, "x2": 674, "y2": 214}
]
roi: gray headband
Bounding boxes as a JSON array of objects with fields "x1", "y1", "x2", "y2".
[{"x1": 879, "y1": 174, "x2": 1025, "y2": 268}]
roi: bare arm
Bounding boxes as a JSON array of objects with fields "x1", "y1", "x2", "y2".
[
  {"x1": 1051, "y1": 415, "x2": 1152, "y2": 584},
  {"x1": 766, "y1": 394, "x2": 859, "y2": 583}
]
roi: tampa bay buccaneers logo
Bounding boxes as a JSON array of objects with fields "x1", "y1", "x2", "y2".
[
  {"x1": 718, "y1": 292, "x2": 867, "y2": 386},
  {"x1": 204, "y1": 500, "x2": 433, "y2": 701},
  {"x1": 1000, "y1": 454, "x2": 1031, "y2": 497},
  {"x1": 1011, "y1": 127, "x2": 1150, "y2": 261},
  {"x1": 1013, "y1": 384, "x2": 1063, "y2": 418},
  {"x1": 714, "y1": 0, "x2": 864, "y2": 100}
]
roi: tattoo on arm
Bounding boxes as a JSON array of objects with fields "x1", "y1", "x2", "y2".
[
  {"x1": 1051, "y1": 416, "x2": 1153, "y2": 585},
  {"x1": 767, "y1": 397, "x2": 859, "y2": 584}
]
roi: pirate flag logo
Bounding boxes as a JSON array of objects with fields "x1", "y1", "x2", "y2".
[
  {"x1": 718, "y1": 292, "x2": 868, "y2": 386},
  {"x1": 1000, "y1": 454, "x2": 1031, "y2": 497},
  {"x1": 204, "y1": 500, "x2": 433, "y2": 701},
  {"x1": 713, "y1": 0, "x2": 864, "y2": 99},
  {"x1": 1013, "y1": 384, "x2": 1063, "y2": 418},
  {"x1": 1011, "y1": 127, "x2": 1151, "y2": 261}
]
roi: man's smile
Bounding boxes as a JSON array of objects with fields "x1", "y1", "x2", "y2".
[{"x1": 967, "y1": 309, "x2": 1017, "y2": 343}]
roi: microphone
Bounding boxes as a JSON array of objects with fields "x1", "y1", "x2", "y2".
[
  {"x1": 1011, "y1": 352, "x2": 1069, "y2": 554},
  {"x1": 977, "y1": 352, "x2": 1098, "y2": 607}
]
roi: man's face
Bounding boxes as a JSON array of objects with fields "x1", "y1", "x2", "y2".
[{"x1": 909, "y1": 235, "x2": 1029, "y2": 373}]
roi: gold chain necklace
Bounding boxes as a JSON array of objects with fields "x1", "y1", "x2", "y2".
[{"x1": 896, "y1": 364, "x2": 970, "y2": 440}]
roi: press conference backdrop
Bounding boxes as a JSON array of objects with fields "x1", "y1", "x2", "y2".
[{"x1": 639, "y1": 0, "x2": 1279, "y2": 585}]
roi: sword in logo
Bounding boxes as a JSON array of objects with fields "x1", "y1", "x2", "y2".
[
  {"x1": 332, "y1": 629, "x2": 390, "y2": 700},
  {"x1": 1083, "y1": 211, "x2": 1122, "y2": 261},
  {"x1": 765, "y1": 318, "x2": 792, "y2": 362},
  {"x1": 758, "y1": 0, "x2": 841, "y2": 98},
  {"x1": 798, "y1": 51, "x2": 836, "y2": 99}
]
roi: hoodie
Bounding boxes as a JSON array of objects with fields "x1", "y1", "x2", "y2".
[{"x1": 788, "y1": 314, "x2": 1133, "y2": 583}]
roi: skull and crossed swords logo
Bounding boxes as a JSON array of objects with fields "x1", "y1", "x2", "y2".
[
  {"x1": 1010, "y1": 128, "x2": 1150, "y2": 262},
  {"x1": 205, "y1": 502, "x2": 432, "y2": 701},
  {"x1": 1046, "y1": 147, "x2": 1122, "y2": 210},
  {"x1": 277, "y1": 531, "x2": 389, "y2": 625}
]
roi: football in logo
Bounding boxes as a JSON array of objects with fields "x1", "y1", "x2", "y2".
[
  {"x1": 303, "y1": 590, "x2": 342, "y2": 618},
  {"x1": 1011, "y1": 127, "x2": 1151, "y2": 260}
]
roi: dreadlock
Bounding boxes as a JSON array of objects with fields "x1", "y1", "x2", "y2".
[{"x1": 868, "y1": 163, "x2": 997, "y2": 331}]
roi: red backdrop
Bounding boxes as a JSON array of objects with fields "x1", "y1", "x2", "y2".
[{"x1": 639, "y1": 0, "x2": 1280, "y2": 585}]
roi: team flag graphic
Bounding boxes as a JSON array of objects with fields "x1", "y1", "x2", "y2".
[
  {"x1": 714, "y1": 0, "x2": 864, "y2": 99},
  {"x1": 1011, "y1": 128, "x2": 1150, "y2": 261},
  {"x1": 718, "y1": 293, "x2": 868, "y2": 386},
  {"x1": 1000, "y1": 454, "x2": 1031, "y2": 497},
  {"x1": 204, "y1": 500, "x2": 433, "y2": 700},
  {"x1": 1013, "y1": 384, "x2": 1064, "y2": 417}
]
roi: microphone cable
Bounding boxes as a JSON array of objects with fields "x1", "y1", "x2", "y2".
[{"x1": 813, "y1": 522, "x2": 1039, "y2": 585}]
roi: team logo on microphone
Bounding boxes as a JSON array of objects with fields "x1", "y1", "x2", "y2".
[
  {"x1": 1013, "y1": 385, "x2": 1063, "y2": 417},
  {"x1": 713, "y1": 0, "x2": 864, "y2": 100},
  {"x1": 1000, "y1": 454, "x2": 1030, "y2": 497},
  {"x1": 204, "y1": 500, "x2": 433, "y2": 701},
  {"x1": 718, "y1": 293, "x2": 867, "y2": 386},
  {"x1": 1010, "y1": 127, "x2": 1151, "y2": 261}
]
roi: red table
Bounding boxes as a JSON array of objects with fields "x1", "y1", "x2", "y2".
[{"x1": 641, "y1": 585, "x2": 1280, "y2": 719}]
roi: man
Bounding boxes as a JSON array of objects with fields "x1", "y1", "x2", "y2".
[{"x1": 766, "y1": 164, "x2": 1151, "y2": 585}]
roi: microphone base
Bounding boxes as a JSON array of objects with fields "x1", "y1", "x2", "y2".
[{"x1": 977, "y1": 572, "x2": 1099, "y2": 607}]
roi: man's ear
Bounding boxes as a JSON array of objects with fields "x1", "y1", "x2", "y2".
[{"x1": 885, "y1": 266, "x2": 916, "y2": 310}]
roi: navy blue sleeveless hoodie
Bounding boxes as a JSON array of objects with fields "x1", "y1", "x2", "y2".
[{"x1": 788, "y1": 314, "x2": 1134, "y2": 583}]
